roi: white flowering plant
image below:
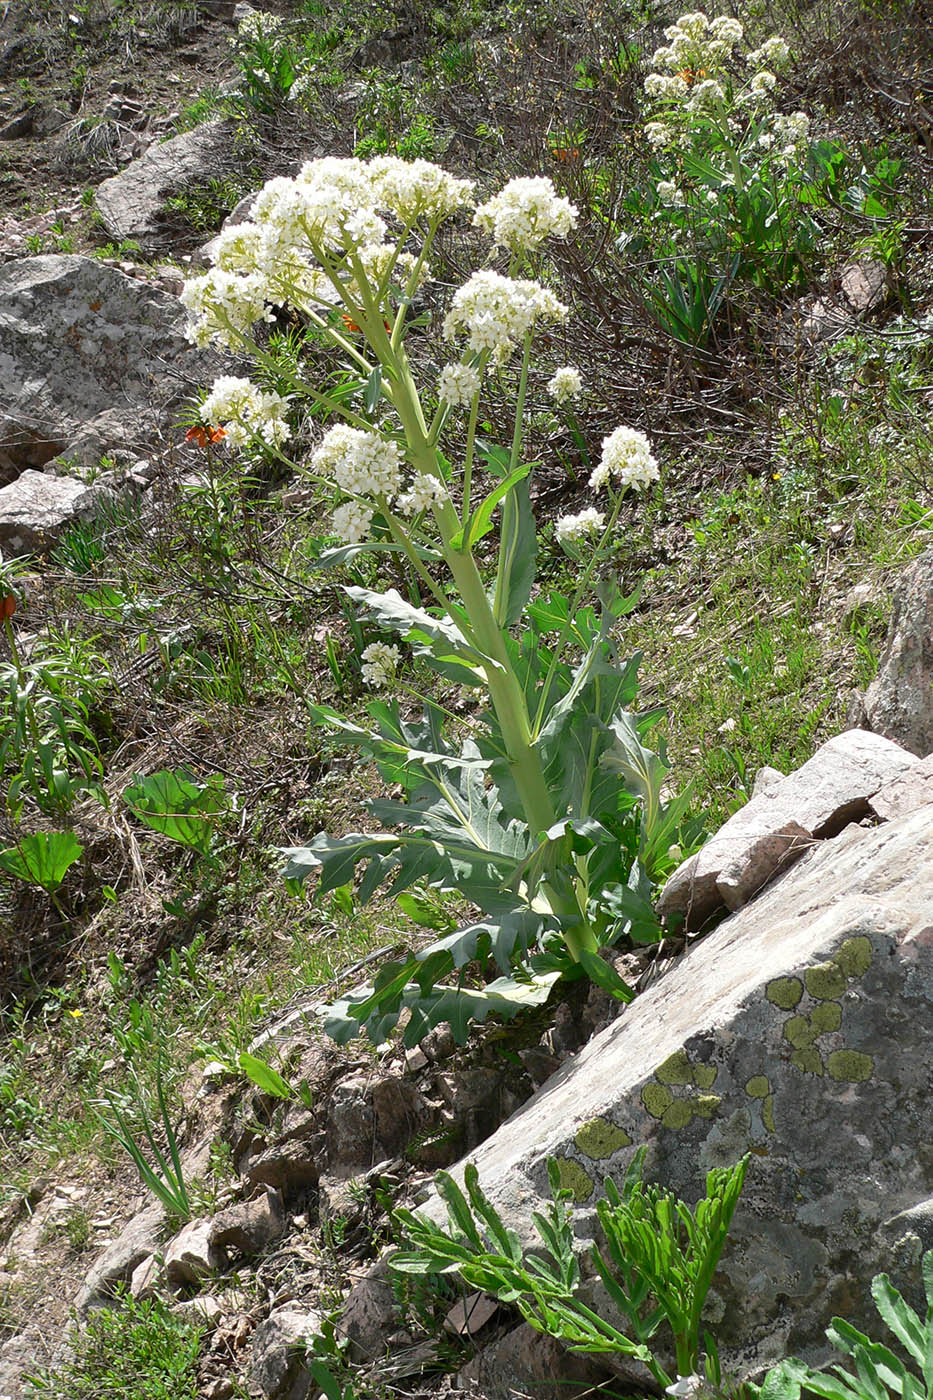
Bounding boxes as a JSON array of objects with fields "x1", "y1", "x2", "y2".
[
  {"x1": 629, "y1": 10, "x2": 826, "y2": 335},
  {"x1": 181, "y1": 156, "x2": 694, "y2": 1047}
]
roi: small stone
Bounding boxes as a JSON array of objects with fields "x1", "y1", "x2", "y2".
[
  {"x1": 210, "y1": 1189, "x2": 284, "y2": 1258},
  {"x1": 339, "y1": 1264, "x2": 398, "y2": 1363},
  {"x1": 164, "y1": 1219, "x2": 224, "y2": 1289},
  {"x1": 249, "y1": 1304, "x2": 321, "y2": 1400},
  {"x1": 443, "y1": 1291, "x2": 498, "y2": 1337}
]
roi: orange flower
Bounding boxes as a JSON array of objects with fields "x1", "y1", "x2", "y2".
[
  {"x1": 185, "y1": 425, "x2": 226, "y2": 448},
  {"x1": 342, "y1": 314, "x2": 362, "y2": 333},
  {"x1": 0, "y1": 594, "x2": 15, "y2": 620},
  {"x1": 678, "y1": 66, "x2": 706, "y2": 84},
  {"x1": 550, "y1": 146, "x2": 580, "y2": 162}
]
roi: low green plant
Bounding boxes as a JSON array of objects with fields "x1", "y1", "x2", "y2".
[
  {"x1": 0, "y1": 830, "x2": 83, "y2": 895},
  {"x1": 94, "y1": 1057, "x2": 191, "y2": 1222},
  {"x1": 392, "y1": 1149, "x2": 750, "y2": 1389},
  {"x1": 24, "y1": 1289, "x2": 203, "y2": 1400},
  {"x1": 122, "y1": 769, "x2": 230, "y2": 857},
  {"x1": 762, "y1": 1250, "x2": 933, "y2": 1400}
]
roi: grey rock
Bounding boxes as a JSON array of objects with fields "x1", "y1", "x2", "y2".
[
  {"x1": 210, "y1": 1188, "x2": 285, "y2": 1257},
  {"x1": 241, "y1": 1137, "x2": 321, "y2": 1197},
  {"x1": 129, "y1": 1251, "x2": 162, "y2": 1299},
  {"x1": 444, "y1": 1292, "x2": 498, "y2": 1338},
  {"x1": 74, "y1": 1201, "x2": 164, "y2": 1315},
  {"x1": 338, "y1": 1264, "x2": 398, "y2": 1363},
  {"x1": 456, "y1": 1322, "x2": 613, "y2": 1399},
  {"x1": 0, "y1": 470, "x2": 115, "y2": 556},
  {"x1": 752, "y1": 765, "x2": 785, "y2": 798},
  {"x1": 0, "y1": 254, "x2": 219, "y2": 480},
  {"x1": 840, "y1": 260, "x2": 888, "y2": 314},
  {"x1": 864, "y1": 547, "x2": 933, "y2": 756},
  {"x1": 659, "y1": 729, "x2": 919, "y2": 927},
  {"x1": 869, "y1": 755, "x2": 933, "y2": 821},
  {"x1": 326, "y1": 1072, "x2": 426, "y2": 1179},
  {"x1": 434, "y1": 803, "x2": 933, "y2": 1376},
  {"x1": 164, "y1": 1218, "x2": 225, "y2": 1288},
  {"x1": 94, "y1": 122, "x2": 235, "y2": 252},
  {"x1": 250, "y1": 1304, "x2": 321, "y2": 1400}
]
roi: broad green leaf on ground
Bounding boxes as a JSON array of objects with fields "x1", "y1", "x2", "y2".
[
  {"x1": 0, "y1": 829, "x2": 83, "y2": 892},
  {"x1": 123, "y1": 770, "x2": 229, "y2": 855}
]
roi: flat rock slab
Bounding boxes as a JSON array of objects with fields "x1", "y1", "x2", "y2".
[
  {"x1": 870, "y1": 755, "x2": 933, "y2": 821},
  {"x1": 865, "y1": 547, "x2": 933, "y2": 757},
  {"x1": 0, "y1": 254, "x2": 219, "y2": 478},
  {"x1": 659, "y1": 729, "x2": 918, "y2": 927},
  {"x1": 0, "y1": 470, "x2": 115, "y2": 555},
  {"x1": 441, "y1": 805, "x2": 933, "y2": 1376},
  {"x1": 95, "y1": 122, "x2": 234, "y2": 252}
]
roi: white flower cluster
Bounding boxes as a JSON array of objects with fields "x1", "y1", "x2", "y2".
[
  {"x1": 747, "y1": 35, "x2": 790, "y2": 69},
  {"x1": 200, "y1": 376, "x2": 290, "y2": 448},
  {"x1": 332, "y1": 500, "x2": 373, "y2": 545},
  {"x1": 650, "y1": 12, "x2": 745, "y2": 82},
  {"x1": 547, "y1": 366, "x2": 583, "y2": 404},
  {"x1": 360, "y1": 642, "x2": 400, "y2": 689},
  {"x1": 589, "y1": 426, "x2": 659, "y2": 493},
  {"x1": 555, "y1": 507, "x2": 605, "y2": 545},
  {"x1": 656, "y1": 179, "x2": 686, "y2": 207},
  {"x1": 438, "y1": 362, "x2": 482, "y2": 407},
  {"x1": 443, "y1": 270, "x2": 568, "y2": 355},
  {"x1": 473, "y1": 177, "x2": 578, "y2": 253},
  {"x1": 398, "y1": 472, "x2": 447, "y2": 514},
  {"x1": 181, "y1": 155, "x2": 474, "y2": 349},
  {"x1": 771, "y1": 109, "x2": 811, "y2": 163},
  {"x1": 312, "y1": 425, "x2": 402, "y2": 499},
  {"x1": 234, "y1": 9, "x2": 284, "y2": 45}
]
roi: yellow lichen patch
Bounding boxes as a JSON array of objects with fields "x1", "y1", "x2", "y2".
[
  {"x1": 642, "y1": 1082, "x2": 673, "y2": 1119},
  {"x1": 766, "y1": 976, "x2": 803, "y2": 1009},
  {"x1": 656, "y1": 1050, "x2": 693, "y2": 1085},
  {"x1": 761, "y1": 1095, "x2": 776, "y2": 1133},
  {"x1": 554, "y1": 1158, "x2": 595, "y2": 1202},
  {"x1": 790, "y1": 1047, "x2": 824, "y2": 1075},
  {"x1": 745, "y1": 1076, "x2": 770, "y2": 1098},
  {"x1": 661, "y1": 1099, "x2": 694, "y2": 1129},
  {"x1": 574, "y1": 1117, "x2": 632, "y2": 1159},
  {"x1": 692, "y1": 1063, "x2": 718, "y2": 1089},
  {"x1": 836, "y1": 936, "x2": 873, "y2": 978},
  {"x1": 784, "y1": 1015, "x2": 819, "y2": 1049},
  {"x1": 804, "y1": 962, "x2": 846, "y2": 1001},
  {"x1": 691, "y1": 1094, "x2": 722, "y2": 1119},
  {"x1": 827, "y1": 1050, "x2": 874, "y2": 1083},
  {"x1": 810, "y1": 1001, "x2": 842, "y2": 1033}
]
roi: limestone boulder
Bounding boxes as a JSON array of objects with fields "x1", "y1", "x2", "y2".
[
  {"x1": 0, "y1": 470, "x2": 117, "y2": 556},
  {"x1": 94, "y1": 122, "x2": 235, "y2": 253},
  {"x1": 0, "y1": 254, "x2": 219, "y2": 485},
  {"x1": 436, "y1": 802, "x2": 933, "y2": 1377},
  {"x1": 865, "y1": 547, "x2": 933, "y2": 757},
  {"x1": 249, "y1": 1304, "x2": 321, "y2": 1400},
  {"x1": 74, "y1": 1200, "x2": 164, "y2": 1315},
  {"x1": 659, "y1": 729, "x2": 919, "y2": 927}
]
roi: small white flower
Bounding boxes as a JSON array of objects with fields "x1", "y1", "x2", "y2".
[
  {"x1": 438, "y1": 362, "x2": 482, "y2": 407},
  {"x1": 547, "y1": 366, "x2": 582, "y2": 404},
  {"x1": 750, "y1": 69, "x2": 777, "y2": 96},
  {"x1": 200, "y1": 376, "x2": 290, "y2": 448},
  {"x1": 555, "y1": 507, "x2": 605, "y2": 545},
  {"x1": 397, "y1": 472, "x2": 447, "y2": 514},
  {"x1": 657, "y1": 179, "x2": 686, "y2": 207},
  {"x1": 474, "y1": 176, "x2": 577, "y2": 253},
  {"x1": 747, "y1": 35, "x2": 790, "y2": 69},
  {"x1": 368, "y1": 156, "x2": 475, "y2": 223},
  {"x1": 312, "y1": 425, "x2": 402, "y2": 500},
  {"x1": 360, "y1": 641, "x2": 400, "y2": 688},
  {"x1": 709, "y1": 15, "x2": 743, "y2": 44},
  {"x1": 589, "y1": 426, "x2": 659, "y2": 493},
  {"x1": 443, "y1": 270, "x2": 568, "y2": 355},
  {"x1": 332, "y1": 500, "x2": 374, "y2": 544}
]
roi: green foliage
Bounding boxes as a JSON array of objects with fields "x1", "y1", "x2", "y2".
[
  {"x1": 392, "y1": 1149, "x2": 749, "y2": 1389},
  {"x1": 122, "y1": 769, "x2": 230, "y2": 857},
  {"x1": 762, "y1": 1251, "x2": 933, "y2": 1400},
  {"x1": 94, "y1": 1057, "x2": 191, "y2": 1222},
  {"x1": 24, "y1": 1290, "x2": 202, "y2": 1400},
  {"x1": 0, "y1": 830, "x2": 83, "y2": 894}
]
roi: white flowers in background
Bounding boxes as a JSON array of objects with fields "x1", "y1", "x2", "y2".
[
  {"x1": 747, "y1": 35, "x2": 790, "y2": 68},
  {"x1": 657, "y1": 179, "x2": 686, "y2": 207},
  {"x1": 398, "y1": 472, "x2": 447, "y2": 514},
  {"x1": 749, "y1": 69, "x2": 777, "y2": 99},
  {"x1": 311, "y1": 425, "x2": 402, "y2": 500},
  {"x1": 438, "y1": 362, "x2": 482, "y2": 407},
  {"x1": 360, "y1": 642, "x2": 401, "y2": 689},
  {"x1": 589, "y1": 426, "x2": 660, "y2": 493},
  {"x1": 771, "y1": 110, "x2": 810, "y2": 162},
  {"x1": 200, "y1": 376, "x2": 291, "y2": 449},
  {"x1": 332, "y1": 500, "x2": 374, "y2": 545},
  {"x1": 473, "y1": 176, "x2": 578, "y2": 253},
  {"x1": 443, "y1": 270, "x2": 568, "y2": 355},
  {"x1": 555, "y1": 507, "x2": 605, "y2": 545},
  {"x1": 547, "y1": 366, "x2": 583, "y2": 404},
  {"x1": 234, "y1": 8, "x2": 284, "y2": 44}
]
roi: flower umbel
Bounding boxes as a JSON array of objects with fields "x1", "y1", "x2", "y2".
[
  {"x1": 547, "y1": 366, "x2": 583, "y2": 404},
  {"x1": 360, "y1": 642, "x2": 401, "y2": 688},
  {"x1": 590, "y1": 427, "x2": 660, "y2": 493}
]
